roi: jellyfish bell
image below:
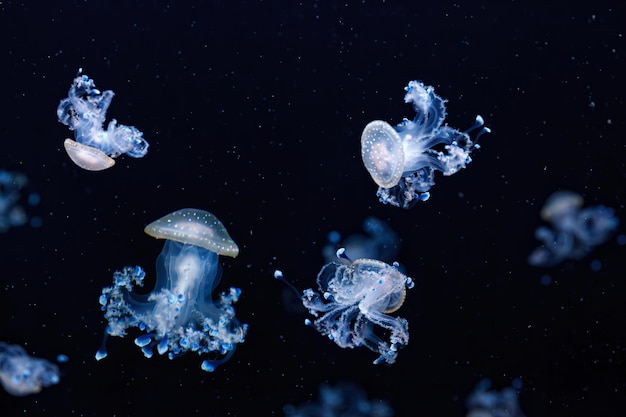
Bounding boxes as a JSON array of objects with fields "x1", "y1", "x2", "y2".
[
  {"x1": 361, "y1": 120, "x2": 404, "y2": 188},
  {"x1": 381, "y1": 283, "x2": 406, "y2": 314},
  {"x1": 63, "y1": 138, "x2": 115, "y2": 171},
  {"x1": 540, "y1": 190, "x2": 583, "y2": 221},
  {"x1": 350, "y1": 259, "x2": 408, "y2": 314},
  {"x1": 144, "y1": 208, "x2": 239, "y2": 257}
]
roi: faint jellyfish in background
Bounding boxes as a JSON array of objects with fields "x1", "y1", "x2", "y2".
[
  {"x1": 0, "y1": 342, "x2": 60, "y2": 396},
  {"x1": 322, "y1": 216, "x2": 400, "y2": 265},
  {"x1": 97, "y1": 209, "x2": 248, "y2": 372},
  {"x1": 361, "y1": 80, "x2": 490, "y2": 209},
  {"x1": 275, "y1": 248, "x2": 413, "y2": 365},
  {"x1": 57, "y1": 69, "x2": 149, "y2": 171},
  {"x1": 466, "y1": 379, "x2": 525, "y2": 417},
  {"x1": 284, "y1": 381, "x2": 394, "y2": 417},
  {"x1": 528, "y1": 190, "x2": 619, "y2": 267},
  {"x1": 0, "y1": 169, "x2": 41, "y2": 232}
]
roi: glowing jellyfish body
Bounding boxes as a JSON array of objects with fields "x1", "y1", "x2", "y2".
[
  {"x1": 97, "y1": 209, "x2": 247, "y2": 372},
  {"x1": 361, "y1": 80, "x2": 490, "y2": 208},
  {"x1": 0, "y1": 342, "x2": 60, "y2": 396},
  {"x1": 57, "y1": 70, "x2": 149, "y2": 171},
  {"x1": 63, "y1": 139, "x2": 115, "y2": 171},
  {"x1": 300, "y1": 251, "x2": 413, "y2": 365},
  {"x1": 528, "y1": 191, "x2": 619, "y2": 266},
  {"x1": 361, "y1": 121, "x2": 404, "y2": 188}
]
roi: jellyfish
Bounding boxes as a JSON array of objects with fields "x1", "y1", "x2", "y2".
[
  {"x1": 528, "y1": 190, "x2": 619, "y2": 267},
  {"x1": 322, "y1": 216, "x2": 400, "y2": 265},
  {"x1": 0, "y1": 170, "x2": 28, "y2": 232},
  {"x1": 283, "y1": 381, "x2": 394, "y2": 417},
  {"x1": 0, "y1": 342, "x2": 60, "y2": 396},
  {"x1": 466, "y1": 379, "x2": 526, "y2": 417},
  {"x1": 278, "y1": 249, "x2": 413, "y2": 365},
  {"x1": 0, "y1": 169, "x2": 41, "y2": 232},
  {"x1": 57, "y1": 69, "x2": 149, "y2": 171},
  {"x1": 361, "y1": 80, "x2": 490, "y2": 208},
  {"x1": 96, "y1": 208, "x2": 247, "y2": 372}
]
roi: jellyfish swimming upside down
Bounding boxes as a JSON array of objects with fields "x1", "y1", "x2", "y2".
[
  {"x1": 57, "y1": 70, "x2": 149, "y2": 171},
  {"x1": 289, "y1": 248, "x2": 414, "y2": 365},
  {"x1": 96, "y1": 208, "x2": 247, "y2": 372}
]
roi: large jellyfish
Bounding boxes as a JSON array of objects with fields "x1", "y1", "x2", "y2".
[
  {"x1": 361, "y1": 80, "x2": 490, "y2": 208},
  {"x1": 528, "y1": 190, "x2": 619, "y2": 266},
  {"x1": 96, "y1": 209, "x2": 247, "y2": 372},
  {"x1": 57, "y1": 69, "x2": 149, "y2": 171},
  {"x1": 0, "y1": 342, "x2": 60, "y2": 396}
]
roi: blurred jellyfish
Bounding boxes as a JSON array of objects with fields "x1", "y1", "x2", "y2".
[
  {"x1": 361, "y1": 80, "x2": 490, "y2": 208},
  {"x1": 528, "y1": 190, "x2": 619, "y2": 267},
  {"x1": 0, "y1": 342, "x2": 60, "y2": 396},
  {"x1": 322, "y1": 217, "x2": 400, "y2": 265},
  {"x1": 97, "y1": 209, "x2": 247, "y2": 372},
  {"x1": 0, "y1": 170, "x2": 41, "y2": 232},
  {"x1": 57, "y1": 69, "x2": 149, "y2": 171},
  {"x1": 466, "y1": 379, "x2": 525, "y2": 417},
  {"x1": 284, "y1": 381, "x2": 394, "y2": 417}
]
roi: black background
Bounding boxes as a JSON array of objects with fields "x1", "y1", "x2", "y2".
[{"x1": 1, "y1": 0, "x2": 625, "y2": 416}]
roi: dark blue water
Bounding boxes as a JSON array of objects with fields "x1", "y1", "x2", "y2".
[{"x1": 1, "y1": 1, "x2": 625, "y2": 416}]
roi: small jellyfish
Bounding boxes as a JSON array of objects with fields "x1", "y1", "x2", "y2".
[
  {"x1": 0, "y1": 169, "x2": 41, "y2": 232},
  {"x1": 322, "y1": 217, "x2": 400, "y2": 265},
  {"x1": 97, "y1": 209, "x2": 247, "y2": 372},
  {"x1": 0, "y1": 170, "x2": 28, "y2": 232},
  {"x1": 57, "y1": 69, "x2": 149, "y2": 171},
  {"x1": 283, "y1": 381, "x2": 394, "y2": 417},
  {"x1": 528, "y1": 190, "x2": 619, "y2": 267},
  {"x1": 279, "y1": 250, "x2": 413, "y2": 365},
  {"x1": 0, "y1": 342, "x2": 60, "y2": 396},
  {"x1": 466, "y1": 379, "x2": 525, "y2": 417},
  {"x1": 361, "y1": 80, "x2": 490, "y2": 208}
]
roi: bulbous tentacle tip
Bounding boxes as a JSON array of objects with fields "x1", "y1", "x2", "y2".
[{"x1": 94, "y1": 349, "x2": 107, "y2": 361}]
